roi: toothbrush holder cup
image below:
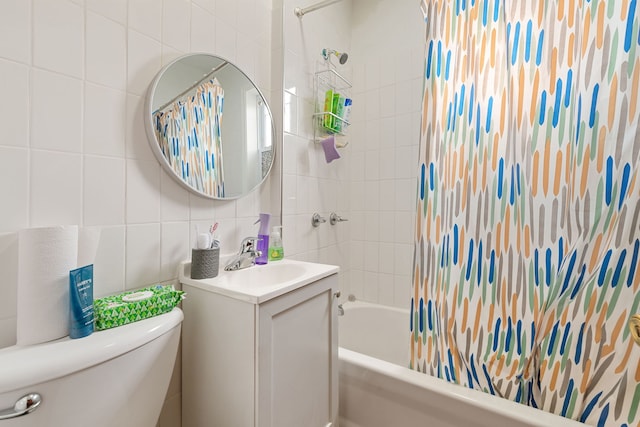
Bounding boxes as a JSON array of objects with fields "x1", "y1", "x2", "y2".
[{"x1": 191, "y1": 247, "x2": 220, "y2": 279}]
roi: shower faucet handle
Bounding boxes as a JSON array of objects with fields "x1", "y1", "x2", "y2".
[
  {"x1": 312, "y1": 213, "x2": 327, "y2": 227},
  {"x1": 329, "y1": 212, "x2": 348, "y2": 225}
]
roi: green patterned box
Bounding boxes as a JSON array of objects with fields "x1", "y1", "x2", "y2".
[{"x1": 94, "y1": 285, "x2": 185, "y2": 330}]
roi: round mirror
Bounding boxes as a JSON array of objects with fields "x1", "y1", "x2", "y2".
[{"x1": 144, "y1": 53, "x2": 275, "y2": 199}]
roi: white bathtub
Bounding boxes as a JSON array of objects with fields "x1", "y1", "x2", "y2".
[{"x1": 338, "y1": 301, "x2": 586, "y2": 427}]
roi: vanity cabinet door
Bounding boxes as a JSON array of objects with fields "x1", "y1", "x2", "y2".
[{"x1": 257, "y1": 274, "x2": 339, "y2": 427}]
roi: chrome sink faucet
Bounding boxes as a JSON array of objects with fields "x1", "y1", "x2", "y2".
[{"x1": 224, "y1": 237, "x2": 262, "y2": 271}]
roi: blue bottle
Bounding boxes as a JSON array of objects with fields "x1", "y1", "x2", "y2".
[
  {"x1": 255, "y1": 213, "x2": 270, "y2": 265},
  {"x1": 69, "y1": 264, "x2": 94, "y2": 339}
]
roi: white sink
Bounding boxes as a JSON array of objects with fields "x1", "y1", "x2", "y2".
[
  {"x1": 224, "y1": 262, "x2": 309, "y2": 287},
  {"x1": 178, "y1": 259, "x2": 339, "y2": 303}
]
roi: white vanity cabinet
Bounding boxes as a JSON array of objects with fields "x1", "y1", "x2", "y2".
[{"x1": 179, "y1": 260, "x2": 339, "y2": 427}]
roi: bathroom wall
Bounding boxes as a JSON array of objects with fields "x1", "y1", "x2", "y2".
[
  {"x1": 280, "y1": 0, "x2": 353, "y2": 289},
  {"x1": 347, "y1": 0, "x2": 423, "y2": 307},
  {"x1": 0, "y1": 0, "x2": 278, "y2": 425},
  {"x1": 280, "y1": 0, "x2": 423, "y2": 308}
]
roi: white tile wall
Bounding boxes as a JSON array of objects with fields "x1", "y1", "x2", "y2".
[
  {"x1": 0, "y1": 60, "x2": 29, "y2": 148},
  {"x1": 30, "y1": 151, "x2": 82, "y2": 226},
  {"x1": 84, "y1": 83, "x2": 127, "y2": 157},
  {"x1": 0, "y1": 148, "x2": 29, "y2": 232},
  {"x1": 0, "y1": 1, "x2": 277, "y2": 426},
  {"x1": 31, "y1": 70, "x2": 83, "y2": 152},
  {"x1": 83, "y1": 156, "x2": 126, "y2": 225},
  {"x1": 283, "y1": 0, "x2": 423, "y2": 307},
  {"x1": 33, "y1": 0, "x2": 84, "y2": 78},
  {"x1": 0, "y1": 0, "x2": 31, "y2": 64},
  {"x1": 86, "y1": 12, "x2": 127, "y2": 90},
  {"x1": 339, "y1": 0, "x2": 423, "y2": 308}
]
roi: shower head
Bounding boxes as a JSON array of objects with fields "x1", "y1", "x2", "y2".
[{"x1": 322, "y1": 48, "x2": 349, "y2": 65}]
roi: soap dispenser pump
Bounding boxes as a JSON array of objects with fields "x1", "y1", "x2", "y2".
[
  {"x1": 268, "y1": 226, "x2": 284, "y2": 261},
  {"x1": 255, "y1": 213, "x2": 270, "y2": 265}
]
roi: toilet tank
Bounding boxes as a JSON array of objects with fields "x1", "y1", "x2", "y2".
[{"x1": 0, "y1": 308, "x2": 183, "y2": 427}]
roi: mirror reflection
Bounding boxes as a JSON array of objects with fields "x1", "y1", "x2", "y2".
[{"x1": 144, "y1": 54, "x2": 274, "y2": 199}]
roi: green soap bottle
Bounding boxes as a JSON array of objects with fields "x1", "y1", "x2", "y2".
[{"x1": 268, "y1": 226, "x2": 284, "y2": 261}]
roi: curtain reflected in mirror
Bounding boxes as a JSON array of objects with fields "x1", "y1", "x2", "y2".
[{"x1": 153, "y1": 78, "x2": 226, "y2": 198}]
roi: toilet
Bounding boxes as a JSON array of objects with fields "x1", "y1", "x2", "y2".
[{"x1": 0, "y1": 308, "x2": 183, "y2": 427}]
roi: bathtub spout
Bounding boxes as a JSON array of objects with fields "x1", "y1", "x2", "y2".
[{"x1": 338, "y1": 304, "x2": 344, "y2": 316}]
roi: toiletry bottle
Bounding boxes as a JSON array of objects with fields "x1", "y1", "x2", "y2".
[
  {"x1": 335, "y1": 95, "x2": 346, "y2": 132},
  {"x1": 268, "y1": 226, "x2": 284, "y2": 261},
  {"x1": 323, "y1": 89, "x2": 334, "y2": 129},
  {"x1": 342, "y1": 98, "x2": 352, "y2": 133},
  {"x1": 331, "y1": 92, "x2": 341, "y2": 132},
  {"x1": 69, "y1": 264, "x2": 94, "y2": 339},
  {"x1": 255, "y1": 213, "x2": 270, "y2": 265}
]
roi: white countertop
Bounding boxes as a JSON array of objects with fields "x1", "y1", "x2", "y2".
[{"x1": 178, "y1": 259, "x2": 339, "y2": 303}]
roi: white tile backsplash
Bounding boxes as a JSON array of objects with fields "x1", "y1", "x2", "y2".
[
  {"x1": 378, "y1": 273, "x2": 395, "y2": 306},
  {"x1": 86, "y1": 12, "x2": 127, "y2": 90},
  {"x1": 125, "y1": 223, "x2": 161, "y2": 289},
  {"x1": 395, "y1": 179, "x2": 415, "y2": 211},
  {"x1": 31, "y1": 69, "x2": 83, "y2": 153},
  {"x1": 236, "y1": 32, "x2": 257, "y2": 80},
  {"x1": 363, "y1": 271, "x2": 379, "y2": 302},
  {"x1": 0, "y1": 148, "x2": 28, "y2": 233},
  {"x1": 92, "y1": 226, "x2": 126, "y2": 298},
  {"x1": 363, "y1": 118, "x2": 381, "y2": 151},
  {"x1": 379, "y1": 211, "x2": 395, "y2": 243},
  {"x1": 0, "y1": 233, "x2": 19, "y2": 319},
  {"x1": 190, "y1": 4, "x2": 216, "y2": 53},
  {"x1": 0, "y1": 0, "x2": 30, "y2": 64},
  {"x1": 214, "y1": 18, "x2": 237, "y2": 62},
  {"x1": 129, "y1": 0, "x2": 162, "y2": 41},
  {"x1": 395, "y1": 79, "x2": 415, "y2": 115},
  {"x1": 394, "y1": 211, "x2": 412, "y2": 244},
  {"x1": 379, "y1": 148, "x2": 396, "y2": 180},
  {"x1": 162, "y1": 0, "x2": 191, "y2": 52},
  {"x1": 84, "y1": 83, "x2": 127, "y2": 157},
  {"x1": 394, "y1": 243, "x2": 413, "y2": 275},
  {"x1": 193, "y1": 0, "x2": 215, "y2": 14},
  {"x1": 364, "y1": 57, "x2": 381, "y2": 91},
  {"x1": 127, "y1": 30, "x2": 162, "y2": 96},
  {"x1": 30, "y1": 150, "x2": 82, "y2": 227},
  {"x1": 216, "y1": 0, "x2": 237, "y2": 25},
  {"x1": 0, "y1": 317, "x2": 17, "y2": 349},
  {"x1": 378, "y1": 242, "x2": 394, "y2": 274},
  {"x1": 161, "y1": 171, "x2": 191, "y2": 222},
  {"x1": 379, "y1": 85, "x2": 396, "y2": 118},
  {"x1": 126, "y1": 93, "x2": 156, "y2": 162},
  {"x1": 84, "y1": 156, "x2": 126, "y2": 225},
  {"x1": 364, "y1": 150, "x2": 380, "y2": 180},
  {"x1": 87, "y1": 0, "x2": 127, "y2": 24},
  {"x1": 126, "y1": 159, "x2": 161, "y2": 224},
  {"x1": 160, "y1": 221, "x2": 190, "y2": 281},
  {"x1": 379, "y1": 117, "x2": 396, "y2": 148},
  {"x1": 33, "y1": 0, "x2": 84, "y2": 79},
  {"x1": 364, "y1": 89, "x2": 381, "y2": 121},
  {"x1": 0, "y1": 59, "x2": 29, "y2": 148},
  {"x1": 393, "y1": 274, "x2": 411, "y2": 308}
]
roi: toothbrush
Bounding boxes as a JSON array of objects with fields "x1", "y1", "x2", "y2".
[{"x1": 210, "y1": 222, "x2": 219, "y2": 248}]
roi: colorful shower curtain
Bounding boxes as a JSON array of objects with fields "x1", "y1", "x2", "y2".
[
  {"x1": 153, "y1": 78, "x2": 225, "y2": 198},
  {"x1": 411, "y1": 1, "x2": 640, "y2": 425}
]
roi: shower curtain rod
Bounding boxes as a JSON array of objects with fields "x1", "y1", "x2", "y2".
[
  {"x1": 294, "y1": 0, "x2": 342, "y2": 17},
  {"x1": 154, "y1": 62, "x2": 229, "y2": 113}
]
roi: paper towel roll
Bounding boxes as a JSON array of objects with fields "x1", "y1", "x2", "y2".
[{"x1": 17, "y1": 226, "x2": 79, "y2": 345}]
